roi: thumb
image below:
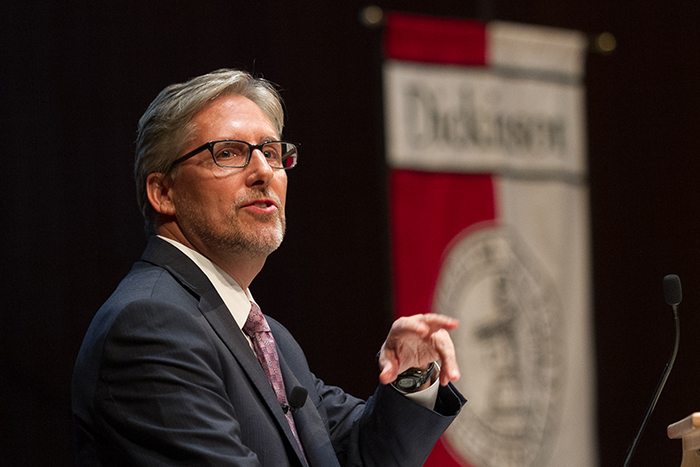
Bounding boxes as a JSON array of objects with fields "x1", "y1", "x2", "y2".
[{"x1": 378, "y1": 356, "x2": 399, "y2": 385}]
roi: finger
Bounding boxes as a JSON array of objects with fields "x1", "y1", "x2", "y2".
[
  {"x1": 379, "y1": 362, "x2": 399, "y2": 385},
  {"x1": 387, "y1": 315, "x2": 432, "y2": 339},
  {"x1": 431, "y1": 329, "x2": 461, "y2": 385},
  {"x1": 387, "y1": 314, "x2": 459, "y2": 340},
  {"x1": 420, "y1": 313, "x2": 460, "y2": 333}
]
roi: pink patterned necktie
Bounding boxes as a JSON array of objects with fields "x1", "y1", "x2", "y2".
[{"x1": 243, "y1": 302, "x2": 306, "y2": 459}]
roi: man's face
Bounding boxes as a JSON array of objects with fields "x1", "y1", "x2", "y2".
[{"x1": 168, "y1": 94, "x2": 287, "y2": 259}]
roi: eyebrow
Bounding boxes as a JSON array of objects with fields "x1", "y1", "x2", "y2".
[{"x1": 216, "y1": 136, "x2": 281, "y2": 143}]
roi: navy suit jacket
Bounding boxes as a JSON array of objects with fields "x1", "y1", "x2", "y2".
[{"x1": 72, "y1": 237, "x2": 465, "y2": 466}]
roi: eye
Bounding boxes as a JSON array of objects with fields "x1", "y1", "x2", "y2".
[
  {"x1": 213, "y1": 142, "x2": 247, "y2": 162},
  {"x1": 262, "y1": 143, "x2": 282, "y2": 162}
]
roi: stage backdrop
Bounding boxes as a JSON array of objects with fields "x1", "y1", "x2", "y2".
[{"x1": 384, "y1": 13, "x2": 597, "y2": 467}]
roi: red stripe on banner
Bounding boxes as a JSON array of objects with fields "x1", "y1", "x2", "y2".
[
  {"x1": 389, "y1": 170, "x2": 496, "y2": 320},
  {"x1": 390, "y1": 170, "x2": 496, "y2": 466},
  {"x1": 386, "y1": 15, "x2": 493, "y2": 466},
  {"x1": 429, "y1": 438, "x2": 471, "y2": 467},
  {"x1": 384, "y1": 12, "x2": 487, "y2": 66}
]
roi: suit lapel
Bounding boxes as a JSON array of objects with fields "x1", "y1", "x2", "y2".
[
  {"x1": 141, "y1": 237, "x2": 308, "y2": 465},
  {"x1": 199, "y1": 293, "x2": 310, "y2": 466},
  {"x1": 277, "y1": 351, "x2": 341, "y2": 467}
]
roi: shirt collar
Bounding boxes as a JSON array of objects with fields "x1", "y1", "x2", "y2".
[{"x1": 157, "y1": 235, "x2": 253, "y2": 330}]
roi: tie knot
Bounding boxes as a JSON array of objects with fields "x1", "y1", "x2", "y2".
[{"x1": 243, "y1": 302, "x2": 270, "y2": 336}]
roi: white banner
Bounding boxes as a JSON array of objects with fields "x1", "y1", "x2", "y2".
[{"x1": 386, "y1": 17, "x2": 597, "y2": 467}]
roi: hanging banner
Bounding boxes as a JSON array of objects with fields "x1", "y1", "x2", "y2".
[{"x1": 384, "y1": 13, "x2": 597, "y2": 467}]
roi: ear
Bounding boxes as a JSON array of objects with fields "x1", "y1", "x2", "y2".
[{"x1": 146, "y1": 173, "x2": 176, "y2": 216}]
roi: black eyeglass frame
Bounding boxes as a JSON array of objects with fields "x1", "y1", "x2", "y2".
[{"x1": 169, "y1": 140, "x2": 299, "y2": 172}]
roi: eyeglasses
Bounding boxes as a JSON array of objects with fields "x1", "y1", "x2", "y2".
[{"x1": 170, "y1": 140, "x2": 298, "y2": 171}]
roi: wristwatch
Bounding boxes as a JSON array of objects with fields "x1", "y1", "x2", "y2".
[{"x1": 391, "y1": 362, "x2": 435, "y2": 393}]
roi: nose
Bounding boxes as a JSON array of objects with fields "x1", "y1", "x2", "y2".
[{"x1": 244, "y1": 148, "x2": 275, "y2": 188}]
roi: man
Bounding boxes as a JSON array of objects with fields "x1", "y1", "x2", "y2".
[{"x1": 72, "y1": 69, "x2": 466, "y2": 466}]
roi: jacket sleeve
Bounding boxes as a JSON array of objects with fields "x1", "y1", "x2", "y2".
[
  {"x1": 313, "y1": 377, "x2": 465, "y2": 467},
  {"x1": 270, "y1": 319, "x2": 467, "y2": 467}
]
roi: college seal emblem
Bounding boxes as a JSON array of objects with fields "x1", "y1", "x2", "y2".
[{"x1": 434, "y1": 223, "x2": 564, "y2": 467}]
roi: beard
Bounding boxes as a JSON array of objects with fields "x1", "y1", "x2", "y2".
[{"x1": 176, "y1": 188, "x2": 286, "y2": 259}]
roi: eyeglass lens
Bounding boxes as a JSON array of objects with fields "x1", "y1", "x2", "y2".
[{"x1": 212, "y1": 141, "x2": 296, "y2": 169}]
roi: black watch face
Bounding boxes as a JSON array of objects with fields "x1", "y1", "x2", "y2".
[{"x1": 396, "y1": 377, "x2": 420, "y2": 391}]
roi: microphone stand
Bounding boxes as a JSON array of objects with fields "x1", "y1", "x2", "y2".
[{"x1": 622, "y1": 304, "x2": 680, "y2": 467}]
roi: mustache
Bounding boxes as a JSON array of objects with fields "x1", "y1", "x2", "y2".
[{"x1": 235, "y1": 188, "x2": 283, "y2": 209}]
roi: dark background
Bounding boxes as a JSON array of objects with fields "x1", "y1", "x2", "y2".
[{"x1": 1, "y1": 0, "x2": 699, "y2": 465}]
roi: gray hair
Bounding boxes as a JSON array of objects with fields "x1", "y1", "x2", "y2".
[{"x1": 134, "y1": 68, "x2": 285, "y2": 234}]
